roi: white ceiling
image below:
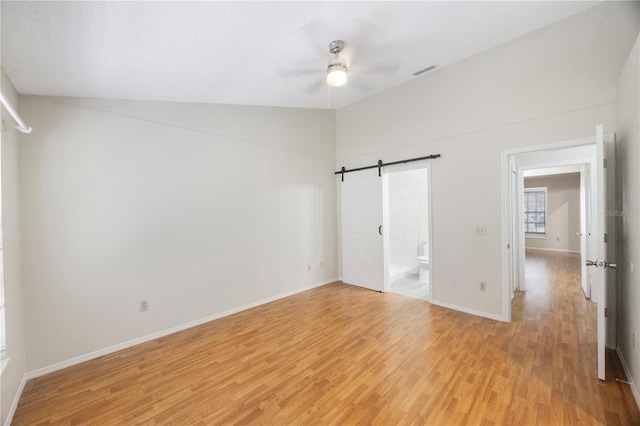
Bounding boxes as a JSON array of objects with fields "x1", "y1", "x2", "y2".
[{"x1": 1, "y1": 1, "x2": 601, "y2": 110}]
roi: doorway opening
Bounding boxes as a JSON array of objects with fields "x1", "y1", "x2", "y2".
[
  {"x1": 522, "y1": 170, "x2": 586, "y2": 295},
  {"x1": 383, "y1": 164, "x2": 432, "y2": 302},
  {"x1": 502, "y1": 141, "x2": 597, "y2": 319},
  {"x1": 502, "y1": 127, "x2": 616, "y2": 380}
]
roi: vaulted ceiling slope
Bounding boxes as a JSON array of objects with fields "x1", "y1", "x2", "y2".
[{"x1": 1, "y1": 1, "x2": 602, "y2": 110}]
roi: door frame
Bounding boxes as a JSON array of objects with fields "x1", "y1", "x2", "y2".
[
  {"x1": 382, "y1": 162, "x2": 434, "y2": 303},
  {"x1": 517, "y1": 162, "x2": 593, "y2": 293},
  {"x1": 501, "y1": 135, "x2": 598, "y2": 322},
  {"x1": 502, "y1": 131, "x2": 616, "y2": 381},
  {"x1": 579, "y1": 164, "x2": 591, "y2": 299}
]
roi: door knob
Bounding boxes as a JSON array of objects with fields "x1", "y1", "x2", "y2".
[{"x1": 586, "y1": 260, "x2": 597, "y2": 267}]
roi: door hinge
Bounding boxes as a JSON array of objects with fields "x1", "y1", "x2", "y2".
[
  {"x1": 604, "y1": 233, "x2": 608, "y2": 243},
  {"x1": 603, "y1": 158, "x2": 607, "y2": 168},
  {"x1": 604, "y1": 307, "x2": 609, "y2": 318}
]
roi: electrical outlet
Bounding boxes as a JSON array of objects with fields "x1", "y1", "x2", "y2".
[
  {"x1": 480, "y1": 281, "x2": 487, "y2": 292},
  {"x1": 139, "y1": 300, "x2": 149, "y2": 312},
  {"x1": 474, "y1": 225, "x2": 486, "y2": 235}
]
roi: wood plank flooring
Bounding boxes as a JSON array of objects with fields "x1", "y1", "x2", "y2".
[{"x1": 12, "y1": 250, "x2": 640, "y2": 425}]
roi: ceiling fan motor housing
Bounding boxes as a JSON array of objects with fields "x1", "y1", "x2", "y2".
[{"x1": 329, "y1": 40, "x2": 345, "y2": 55}]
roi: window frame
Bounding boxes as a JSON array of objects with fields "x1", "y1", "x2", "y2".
[{"x1": 524, "y1": 187, "x2": 548, "y2": 236}]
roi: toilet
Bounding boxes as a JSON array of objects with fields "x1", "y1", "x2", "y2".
[{"x1": 417, "y1": 241, "x2": 430, "y2": 284}]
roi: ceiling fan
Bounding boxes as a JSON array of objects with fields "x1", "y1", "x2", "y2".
[{"x1": 277, "y1": 24, "x2": 402, "y2": 96}]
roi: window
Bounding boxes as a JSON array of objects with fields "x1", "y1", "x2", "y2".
[{"x1": 524, "y1": 187, "x2": 547, "y2": 235}]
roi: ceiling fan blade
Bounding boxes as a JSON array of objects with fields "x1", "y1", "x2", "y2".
[
  {"x1": 303, "y1": 79, "x2": 325, "y2": 94},
  {"x1": 349, "y1": 21, "x2": 380, "y2": 51},
  {"x1": 277, "y1": 68, "x2": 319, "y2": 80},
  {"x1": 348, "y1": 80, "x2": 373, "y2": 92},
  {"x1": 297, "y1": 22, "x2": 328, "y2": 57},
  {"x1": 339, "y1": 18, "x2": 409, "y2": 77}
]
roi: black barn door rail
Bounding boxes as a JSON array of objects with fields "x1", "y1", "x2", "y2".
[{"x1": 335, "y1": 154, "x2": 441, "y2": 181}]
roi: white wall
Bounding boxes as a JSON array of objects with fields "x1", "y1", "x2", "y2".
[
  {"x1": 525, "y1": 173, "x2": 581, "y2": 253},
  {"x1": 336, "y1": 2, "x2": 639, "y2": 318},
  {"x1": 0, "y1": 69, "x2": 27, "y2": 425},
  {"x1": 18, "y1": 96, "x2": 338, "y2": 371},
  {"x1": 615, "y1": 33, "x2": 640, "y2": 405}
]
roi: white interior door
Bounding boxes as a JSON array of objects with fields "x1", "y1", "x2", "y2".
[
  {"x1": 604, "y1": 135, "x2": 617, "y2": 350},
  {"x1": 340, "y1": 168, "x2": 384, "y2": 292},
  {"x1": 593, "y1": 124, "x2": 617, "y2": 380}
]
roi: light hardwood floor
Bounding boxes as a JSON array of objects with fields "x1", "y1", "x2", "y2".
[{"x1": 12, "y1": 250, "x2": 640, "y2": 425}]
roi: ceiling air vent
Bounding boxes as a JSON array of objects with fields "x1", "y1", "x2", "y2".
[{"x1": 412, "y1": 65, "x2": 437, "y2": 76}]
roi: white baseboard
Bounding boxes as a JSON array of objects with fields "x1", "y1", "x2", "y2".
[
  {"x1": 616, "y1": 346, "x2": 640, "y2": 410},
  {"x1": 525, "y1": 247, "x2": 580, "y2": 254},
  {"x1": 432, "y1": 299, "x2": 506, "y2": 323},
  {"x1": 25, "y1": 278, "x2": 338, "y2": 380},
  {"x1": 3, "y1": 374, "x2": 27, "y2": 426}
]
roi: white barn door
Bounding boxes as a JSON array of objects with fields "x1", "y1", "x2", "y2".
[{"x1": 340, "y1": 168, "x2": 384, "y2": 292}]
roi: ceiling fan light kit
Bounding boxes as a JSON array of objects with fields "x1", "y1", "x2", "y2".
[
  {"x1": 326, "y1": 40, "x2": 348, "y2": 87},
  {"x1": 327, "y1": 63, "x2": 348, "y2": 86}
]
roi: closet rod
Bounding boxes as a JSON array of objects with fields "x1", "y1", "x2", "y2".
[
  {"x1": 335, "y1": 154, "x2": 440, "y2": 181},
  {"x1": 0, "y1": 90, "x2": 32, "y2": 133}
]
